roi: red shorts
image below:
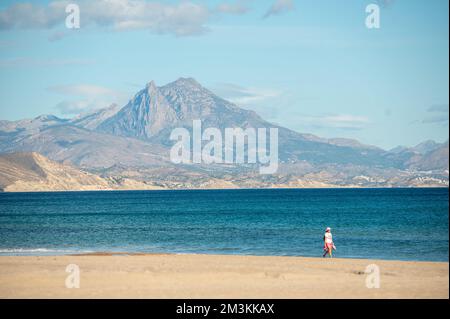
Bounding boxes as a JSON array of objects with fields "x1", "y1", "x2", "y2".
[{"x1": 325, "y1": 243, "x2": 333, "y2": 251}]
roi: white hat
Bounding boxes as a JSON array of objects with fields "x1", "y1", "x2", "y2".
[{"x1": 326, "y1": 227, "x2": 331, "y2": 232}]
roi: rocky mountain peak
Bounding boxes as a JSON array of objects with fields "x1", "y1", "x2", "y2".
[
  {"x1": 171, "y1": 77, "x2": 201, "y2": 87},
  {"x1": 145, "y1": 80, "x2": 158, "y2": 92},
  {"x1": 160, "y1": 77, "x2": 212, "y2": 98},
  {"x1": 91, "y1": 78, "x2": 266, "y2": 140}
]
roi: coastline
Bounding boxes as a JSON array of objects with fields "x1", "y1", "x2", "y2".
[
  {"x1": 0, "y1": 253, "x2": 448, "y2": 299},
  {"x1": 1, "y1": 185, "x2": 449, "y2": 193},
  {"x1": 1, "y1": 250, "x2": 448, "y2": 263}
]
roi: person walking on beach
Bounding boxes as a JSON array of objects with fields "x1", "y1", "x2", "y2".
[{"x1": 323, "y1": 227, "x2": 335, "y2": 258}]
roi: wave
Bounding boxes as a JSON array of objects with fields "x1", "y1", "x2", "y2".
[{"x1": 0, "y1": 248, "x2": 93, "y2": 255}]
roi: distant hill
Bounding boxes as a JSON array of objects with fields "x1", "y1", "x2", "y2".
[
  {"x1": 0, "y1": 152, "x2": 164, "y2": 192},
  {"x1": 407, "y1": 141, "x2": 449, "y2": 171},
  {"x1": 412, "y1": 140, "x2": 444, "y2": 155}
]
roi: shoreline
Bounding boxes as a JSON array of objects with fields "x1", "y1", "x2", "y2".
[
  {"x1": 70, "y1": 252, "x2": 449, "y2": 263},
  {"x1": 0, "y1": 250, "x2": 448, "y2": 263},
  {"x1": 1, "y1": 186, "x2": 449, "y2": 193},
  {"x1": 0, "y1": 253, "x2": 448, "y2": 298}
]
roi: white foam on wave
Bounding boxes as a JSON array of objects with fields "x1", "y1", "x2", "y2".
[{"x1": 0, "y1": 248, "x2": 93, "y2": 255}]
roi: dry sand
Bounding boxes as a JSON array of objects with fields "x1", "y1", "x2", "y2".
[{"x1": 0, "y1": 254, "x2": 448, "y2": 299}]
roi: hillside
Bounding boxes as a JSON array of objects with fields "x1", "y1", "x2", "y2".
[{"x1": 0, "y1": 152, "x2": 164, "y2": 192}]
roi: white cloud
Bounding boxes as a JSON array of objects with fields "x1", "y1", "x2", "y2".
[
  {"x1": 210, "y1": 83, "x2": 282, "y2": 106},
  {"x1": 48, "y1": 84, "x2": 118, "y2": 97},
  {"x1": 0, "y1": 2, "x2": 66, "y2": 29},
  {"x1": 216, "y1": 1, "x2": 250, "y2": 15},
  {"x1": 427, "y1": 104, "x2": 449, "y2": 113},
  {"x1": 422, "y1": 115, "x2": 449, "y2": 124},
  {"x1": 263, "y1": 0, "x2": 294, "y2": 19},
  {"x1": 300, "y1": 114, "x2": 370, "y2": 130},
  {"x1": 0, "y1": 0, "x2": 250, "y2": 37},
  {"x1": 322, "y1": 114, "x2": 369, "y2": 129},
  {"x1": 48, "y1": 83, "x2": 128, "y2": 116},
  {"x1": 211, "y1": 82, "x2": 369, "y2": 131},
  {"x1": 423, "y1": 104, "x2": 449, "y2": 125},
  {"x1": 0, "y1": 57, "x2": 94, "y2": 67},
  {"x1": 55, "y1": 100, "x2": 98, "y2": 115}
]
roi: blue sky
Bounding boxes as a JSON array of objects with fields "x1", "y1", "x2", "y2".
[{"x1": 0, "y1": 0, "x2": 448, "y2": 149}]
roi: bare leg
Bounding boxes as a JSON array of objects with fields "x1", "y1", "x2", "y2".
[{"x1": 323, "y1": 243, "x2": 328, "y2": 257}]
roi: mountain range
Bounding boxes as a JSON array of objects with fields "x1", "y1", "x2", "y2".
[{"x1": 0, "y1": 78, "x2": 448, "y2": 191}]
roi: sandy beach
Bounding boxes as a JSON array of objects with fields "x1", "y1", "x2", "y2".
[{"x1": 0, "y1": 253, "x2": 448, "y2": 299}]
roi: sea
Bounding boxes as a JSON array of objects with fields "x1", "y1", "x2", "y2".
[{"x1": 0, "y1": 188, "x2": 448, "y2": 261}]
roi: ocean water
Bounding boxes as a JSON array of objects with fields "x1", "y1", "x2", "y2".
[{"x1": 0, "y1": 188, "x2": 448, "y2": 261}]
